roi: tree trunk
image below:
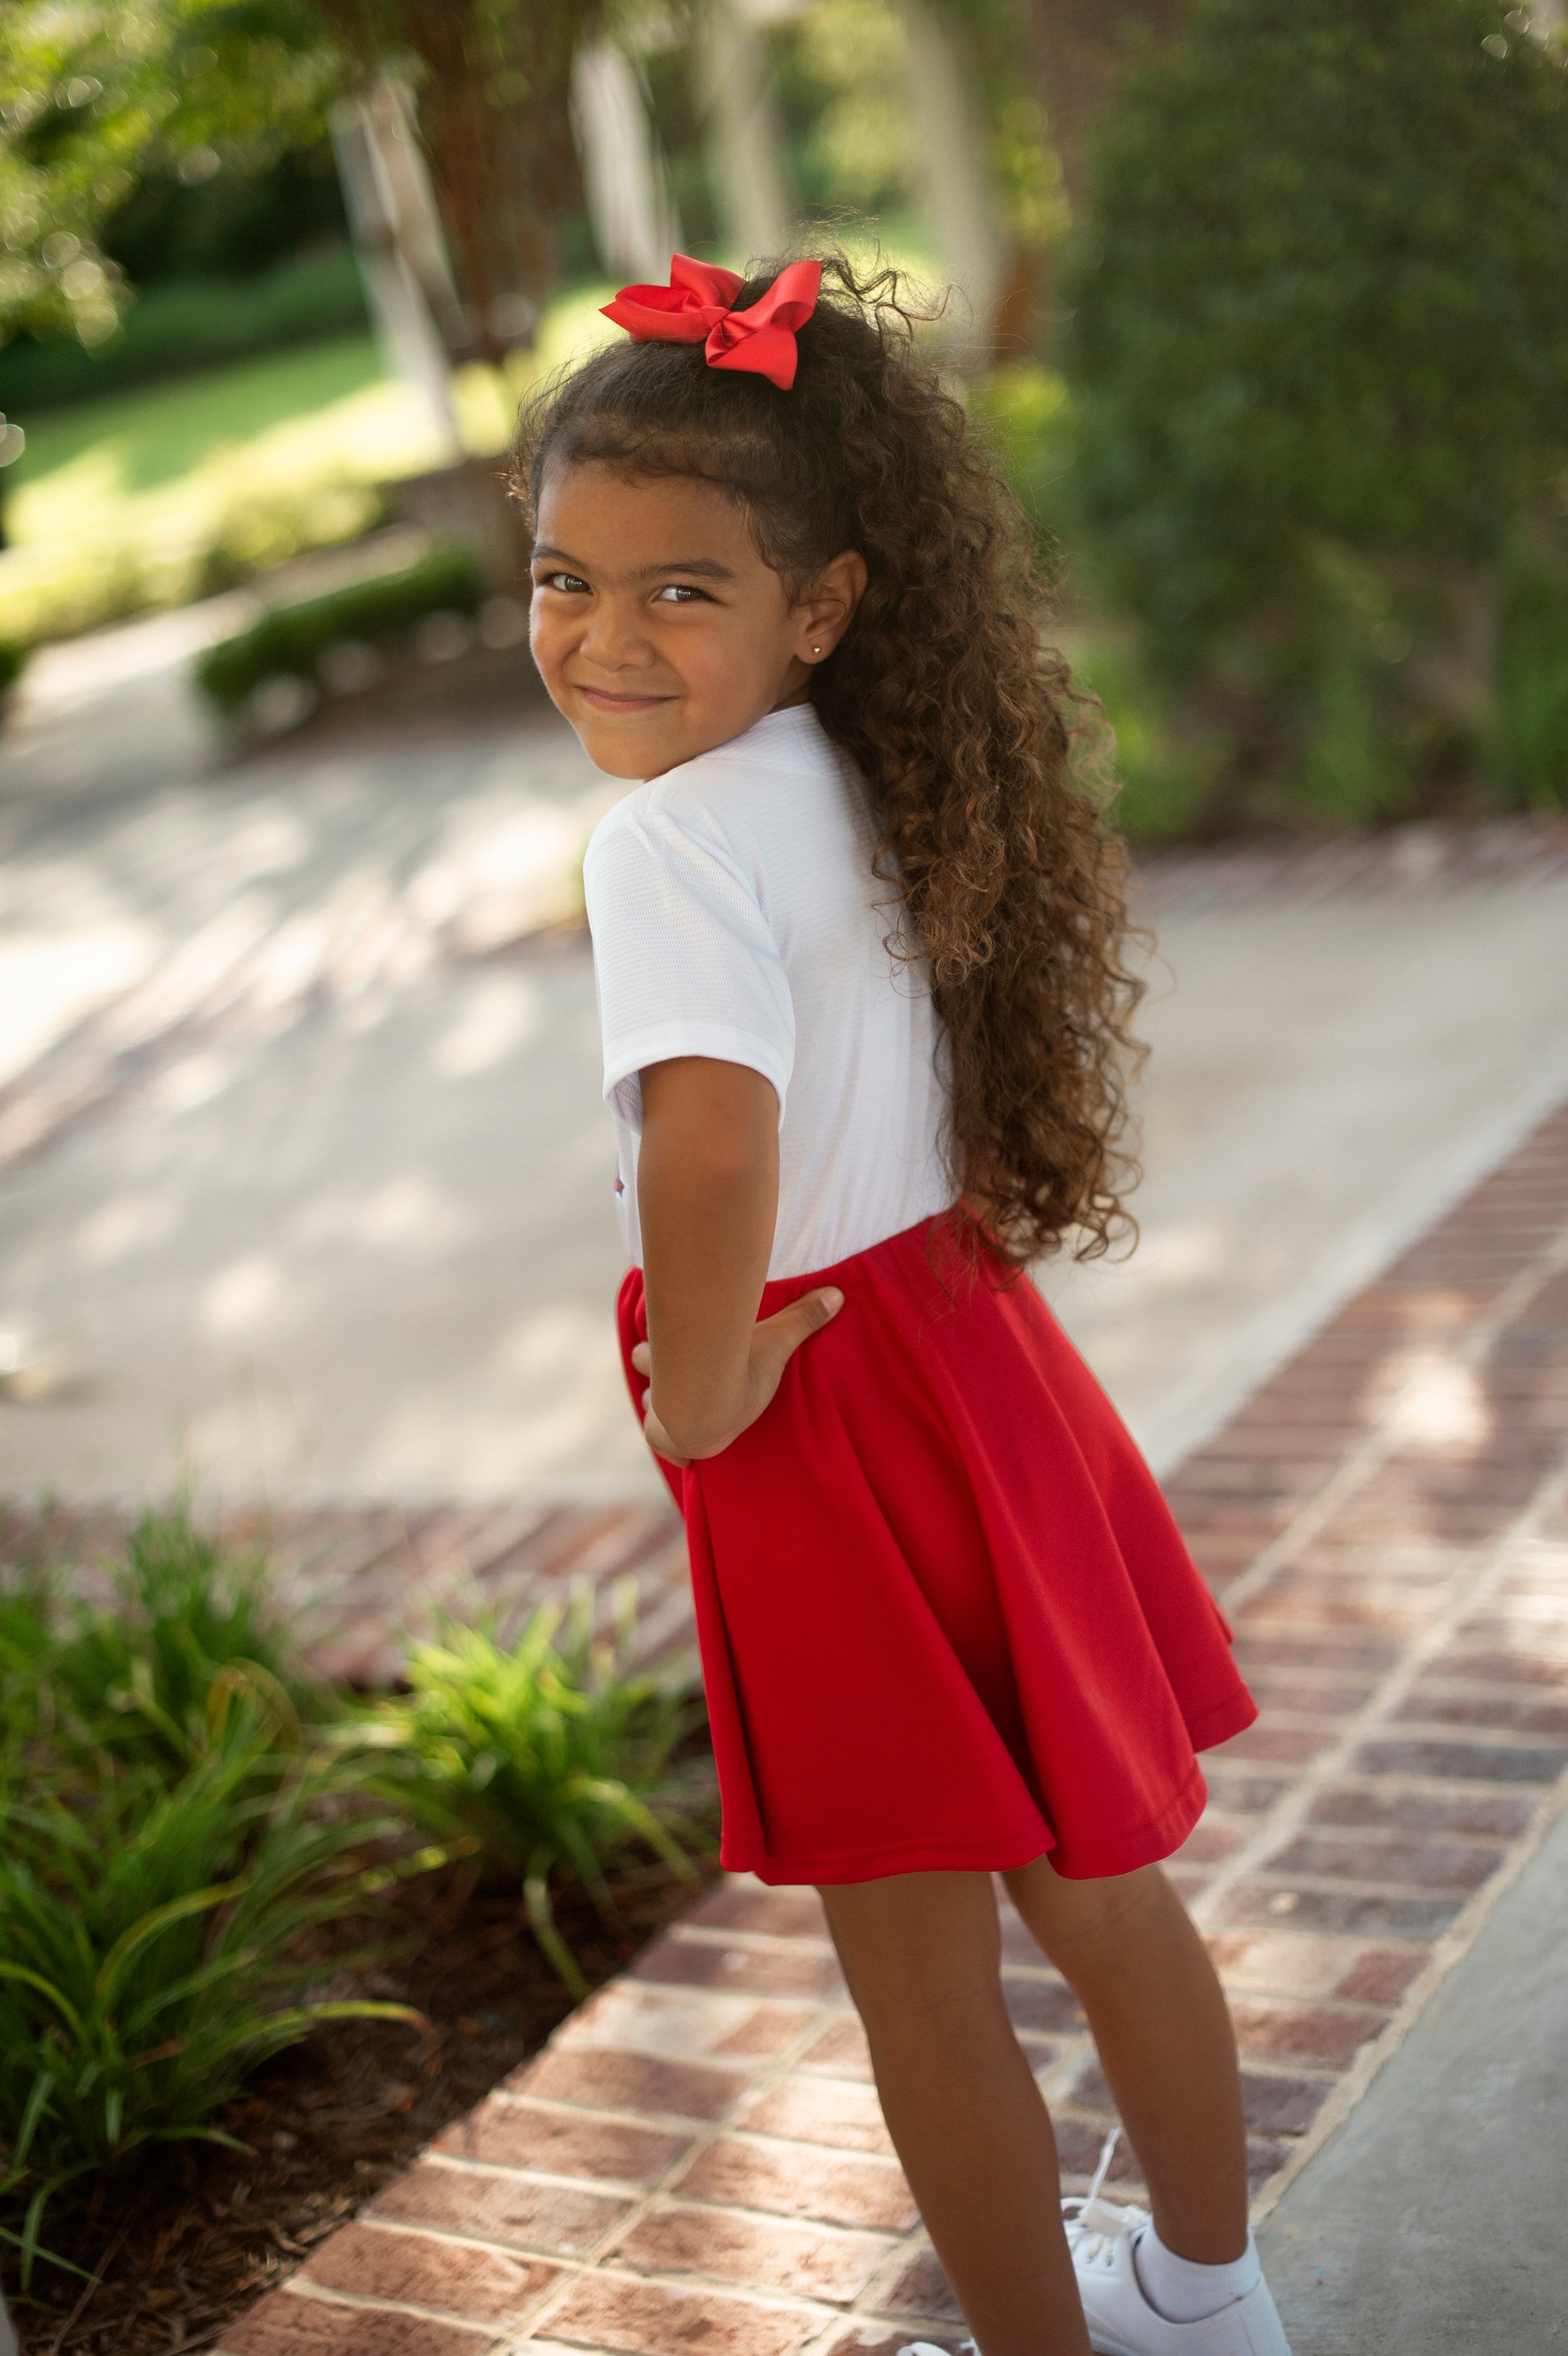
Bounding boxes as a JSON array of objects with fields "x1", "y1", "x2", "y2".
[
  {"x1": 326, "y1": 0, "x2": 599, "y2": 363},
  {"x1": 1028, "y1": 0, "x2": 1185, "y2": 221},
  {"x1": 574, "y1": 42, "x2": 682, "y2": 284},
  {"x1": 894, "y1": 0, "x2": 1006, "y2": 367}
]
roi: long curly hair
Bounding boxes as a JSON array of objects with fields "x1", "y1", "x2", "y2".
[{"x1": 514, "y1": 254, "x2": 1146, "y2": 1265}]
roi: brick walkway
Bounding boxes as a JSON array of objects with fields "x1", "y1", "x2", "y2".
[{"x1": 10, "y1": 1098, "x2": 1568, "y2": 2355}]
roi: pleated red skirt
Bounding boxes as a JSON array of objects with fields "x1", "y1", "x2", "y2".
[{"x1": 617, "y1": 1213, "x2": 1255, "y2": 1887}]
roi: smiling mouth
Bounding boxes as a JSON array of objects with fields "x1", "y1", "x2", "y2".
[{"x1": 572, "y1": 684, "x2": 678, "y2": 714}]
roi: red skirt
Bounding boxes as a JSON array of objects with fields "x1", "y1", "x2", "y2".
[{"x1": 617, "y1": 1213, "x2": 1255, "y2": 1887}]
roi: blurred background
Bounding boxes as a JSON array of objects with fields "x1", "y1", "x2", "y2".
[
  {"x1": 4, "y1": 0, "x2": 1567, "y2": 827},
  {"x1": 2, "y1": 0, "x2": 1567, "y2": 1508}
]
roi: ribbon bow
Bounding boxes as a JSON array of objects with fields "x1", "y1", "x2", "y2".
[{"x1": 600, "y1": 255, "x2": 823, "y2": 391}]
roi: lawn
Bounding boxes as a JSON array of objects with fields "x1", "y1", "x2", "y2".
[{"x1": 0, "y1": 284, "x2": 623, "y2": 649}]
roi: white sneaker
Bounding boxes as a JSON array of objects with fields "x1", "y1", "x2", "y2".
[{"x1": 1064, "y1": 2188, "x2": 1290, "y2": 2355}]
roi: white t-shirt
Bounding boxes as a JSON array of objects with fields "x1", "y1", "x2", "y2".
[{"x1": 583, "y1": 703, "x2": 954, "y2": 1281}]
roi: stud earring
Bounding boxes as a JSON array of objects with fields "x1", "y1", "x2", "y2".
[{"x1": 811, "y1": 644, "x2": 822, "y2": 656}]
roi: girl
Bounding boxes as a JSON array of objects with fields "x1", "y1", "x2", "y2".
[{"x1": 519, "y1": 252, "x2": 1291, "y2": 2356}]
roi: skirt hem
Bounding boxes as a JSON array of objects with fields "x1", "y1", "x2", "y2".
[{"x1": 732, "y1": 1723, "x2": 1250, "y2": 1886}]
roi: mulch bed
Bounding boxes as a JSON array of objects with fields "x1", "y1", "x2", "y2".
[{"x1": 6, "y1": 1853, "x2": 720, "y2": 2356}]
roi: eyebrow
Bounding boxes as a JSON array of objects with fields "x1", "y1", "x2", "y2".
[{"x1": 531, "y1": 545, "x2": 736, "y2": 583}]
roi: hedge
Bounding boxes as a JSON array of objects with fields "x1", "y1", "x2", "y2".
[
  {"x1": 1066, "y1": 0, "x2": 1568, "y2": 819},
  {"x1": 195, "y1": 541, "x2": 487, "y2": 714}
]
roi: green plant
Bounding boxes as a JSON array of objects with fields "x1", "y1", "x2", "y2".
[
  {"x1": 968, "y1": 363, "x2": 1076, "y2": 558},
  {"x1": 349, "y1": 1591, "x2": 714, "y2": 1996},
  {"x1": 0, "y1": 1690, "x2": 429, "y2": 2280},
  {"x1": 0, "y1": 641, "x2": 25, "y2": 695},
  {"x1": 36, "y1": 1503, "x2": 307, "y2": 1778},
  {"x1": 194, "y1": 540, "x2": 486, "y2": 714},
  {"x1": 1067, "y1": 0, "x2": 1568, "y2": 822},
  {"x1": 1488, "y1": 533, "x2": 1568, "y2": 803}
]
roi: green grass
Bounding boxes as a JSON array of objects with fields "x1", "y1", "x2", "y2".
[
  {"x1": 0, "y1": 329, "x2": 518, "y2": 648},
  {"x1": 6, "y1": 334, "x2": 389, "y2": 509}
]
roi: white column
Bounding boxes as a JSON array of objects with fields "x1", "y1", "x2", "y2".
[
  {"x1": 894, "y1": 0, "x2": 1006, "y2": 362},
  {"x1": 696, "y1": 0, "x2": 794, "y2": 267},
  {"x1": 331, "y1": 80, "x2": 462, "y2": 462},
  {"x1": 572, "y1": 43, "x2": 682, "y2": 284}
]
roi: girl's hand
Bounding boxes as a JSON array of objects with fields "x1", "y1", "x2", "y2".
[{"x1": 631, "y1": 1284, "x2": 843, "y2": 1464}]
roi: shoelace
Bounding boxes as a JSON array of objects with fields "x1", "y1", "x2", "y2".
[
  {"x1": 1060, "y1": 2124, "x2": 1147, "y2": 2270},
  {"x1": 900, "y1": 2126, "x2": 1139, "y2": 2354}
]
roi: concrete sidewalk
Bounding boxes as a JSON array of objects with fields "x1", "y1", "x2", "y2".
[
  {"x1": 1259, "y1": 1790, "x2": 1568, "y2": 2353},
  {"x1": 3, "y1": 610, "x2": 1568, "y2": 1502}
]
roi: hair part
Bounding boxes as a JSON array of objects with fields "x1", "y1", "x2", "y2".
[{"x1": 513, "y1": 251, "x2": 1147, "y2": 1266}]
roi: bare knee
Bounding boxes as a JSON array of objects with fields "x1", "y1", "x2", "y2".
[
  {"x1": 1002, "y1": 1856, "x2": 1174, "y2": 1976},
  {"x1": 819, "y1": 1870, "x2": 1010, "y2": 2041}
]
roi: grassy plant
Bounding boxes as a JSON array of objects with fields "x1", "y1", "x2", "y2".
[
  {"x1": 0, "y1": 1686, "x2": 433, "y2": 2282},
  {"x1": 35, "y1": 1503, "x2": 307, "y2": 1779},
  {"x1": 349, "y1": 1590, "x2": 715, "y2": 1996}
]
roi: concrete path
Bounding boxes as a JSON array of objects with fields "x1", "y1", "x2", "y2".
[
  {"x1": 3, "y1": 604, "x2": 1568, "y2": 1506},
  {"x1": 1258, "y1": 1790, "x2": 1568, "y2": 2354}
]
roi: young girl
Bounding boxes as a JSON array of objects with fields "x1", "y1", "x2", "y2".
[{"x1": 519, "y1": 252, "x2": 1291, "y2": 2356}]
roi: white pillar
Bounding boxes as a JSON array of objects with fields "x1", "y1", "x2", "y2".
[
  {"x1": 332, "y1": 79, "x2": 462, "y2": 462},
  {"x1": 696, "y1": 0, "x2": 794, "y2": 267},
  {"x1": 572, "y1": 44, "x2": 682, "y2": 284},
  {"x1": 894, "y1": 0, "x2": 1006, "y2": 363}
]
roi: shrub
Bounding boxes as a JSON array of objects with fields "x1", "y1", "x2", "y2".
[
  {"x1": 1067, "y1": 0, "x2": 1568, "y2": 822},
  {"x1": 349, "y1": 1592, "x2": 714, "y2": 1996},
  {"x1": 0, "y1": 476, "x2": 384, "y2": 656},
  {"x1": 0, "y1": 1693, "x2": 428, "y2": 2280},
  {"x1": 968, "y1": 363, "x2": 1076, "y2": 556},
  {"x1": 195, "y1": 541, "x2": 487, "y2": 715},
  {"x1": 1487, "y1": 534, "x2": 1568, "y2": 803},
  {"x1": 0, "y1": 250, "x2": 370, "y2": 415}
]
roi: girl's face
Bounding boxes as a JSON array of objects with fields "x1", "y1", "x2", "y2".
[{"x1": 529, "y1": 461, "x2": 864, "y2": 779}]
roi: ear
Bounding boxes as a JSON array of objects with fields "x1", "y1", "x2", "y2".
[{"x1": 794, "y1": 549, "x2": 868, "y2": 666}]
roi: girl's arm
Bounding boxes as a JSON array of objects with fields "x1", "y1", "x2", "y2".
[{"x1": 634, "y1": 1056, "x2": 841, "y2": 1462}]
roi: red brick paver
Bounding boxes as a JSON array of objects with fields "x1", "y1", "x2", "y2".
[{"x1": 8, "y1": 1101, "x2": 1567, "y2": 2354}]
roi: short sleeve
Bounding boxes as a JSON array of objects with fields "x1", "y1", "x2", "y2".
[{"x1": 583, "y1": 807, "x2": 795, "y2": 1130}]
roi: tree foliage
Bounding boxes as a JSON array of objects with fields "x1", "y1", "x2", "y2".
[
  {"x1": 0, "y1": 1, "x2": 345, "y2": 348},
  {"x1": 1066, "y1": 0, "x2": 1568, "y2": 813}
]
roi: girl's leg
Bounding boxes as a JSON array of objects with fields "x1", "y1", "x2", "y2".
[
  {"x1": 1002, "y1": 1856, "x2": 1249, "y2": 2263},
  {"x1": 818, "y1": 1869, "x2": 1092, "y2": 2356}
]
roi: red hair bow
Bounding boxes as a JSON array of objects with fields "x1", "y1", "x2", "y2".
[{"x1": 601, "y1": 255, "x2": 823, "y2": 392}]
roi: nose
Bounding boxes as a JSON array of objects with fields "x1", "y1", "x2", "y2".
[{"x1": 579, "y1": 593, "x2": 657, "y2": 674}]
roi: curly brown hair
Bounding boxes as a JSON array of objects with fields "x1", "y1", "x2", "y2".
[{"x1": 514, "y1": 253, "x2": 1146, "y2": 1265}]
